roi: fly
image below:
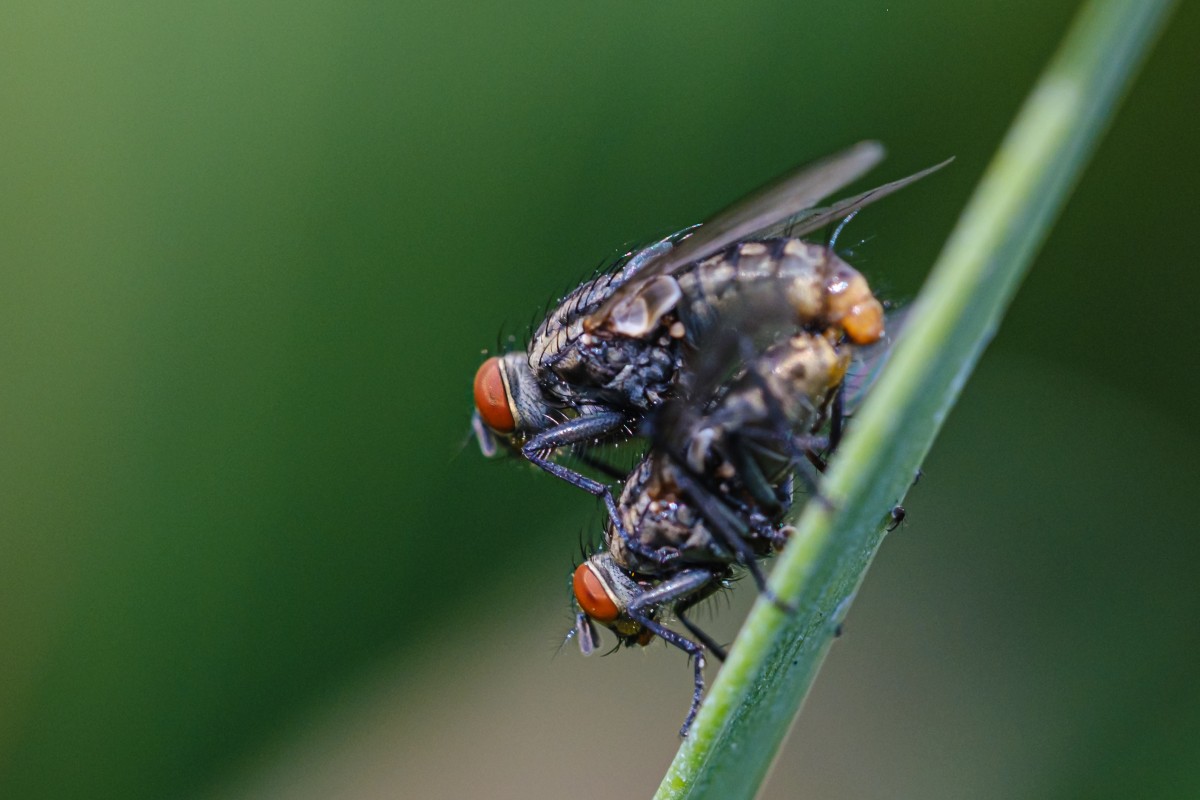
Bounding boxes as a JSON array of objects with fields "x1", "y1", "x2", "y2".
[
  {"x1": 472, "y1": 143, "x2": 950, "y2": 527},
  {"x1": 570, "y1": 310, "x2": 901, "y2": 735}
]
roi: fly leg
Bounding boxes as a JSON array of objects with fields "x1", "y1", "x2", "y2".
[
  {"x1": 829, "y1": 380, "x2": 846, "y2": 452},
  {"x1": 789, "y1": 434, "x2": 838, "y2": 511},
  {"x1": 625, "y1": 568, "x2": 718, "y2": 736},
  {"x1": 676, "y1": 595, "x2": 728, "y2": 663},
  {"x1": 731, "y1": 420, "x2": 832, "y2": 515},
  {"x1": 521, "y1": 413, "x2": 681, "y2": 570},
  {"x1": 571, "y1": 449, "x2": 628, "y2": 481},
  {"x1": 669, "y1": 466, "x2": 796, "y2": 614},
  {"x1": 729, "y1": 438, "x2": 789, "y2": 513},
  {"x1": 736, "y1": 427, "x2": 830, "y2": 503},
  {"x1": 520, "y1": 411, "x2": 628, "y2": 490}
]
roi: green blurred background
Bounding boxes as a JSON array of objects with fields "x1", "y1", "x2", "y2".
[{"x1": 2, "y1": 2, "x2": 1196, "y2": 798}]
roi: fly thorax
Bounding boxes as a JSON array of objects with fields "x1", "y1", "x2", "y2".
[
  {"x1": 534, "y1": 266, "x2": 684, "y2": 408},
  {"x1": 528, "y1": 273, "x2": 619, "y2": 374},
  {"x1": 564, "y1": 330, "x2": 681, "y2": 410}
]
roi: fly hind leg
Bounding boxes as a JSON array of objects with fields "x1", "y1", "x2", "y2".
[{"x1": 676, "y1": 592, "x2": 729, "y2": 663}]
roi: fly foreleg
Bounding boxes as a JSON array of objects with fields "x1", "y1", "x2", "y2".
[
  {"x1": 521, "y1": 413, "x2": 681, "y2": 568},
  {"x1": 625, "y1": 568, "x2": 718, "y2": 736}
]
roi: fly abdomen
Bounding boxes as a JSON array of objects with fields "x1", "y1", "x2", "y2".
[
  {"x1": 609, "y1": 457, "x2": 729, "y2": 574},
  {"x1": 676, "y1": 238, "x2": 884, "y2": 344}
]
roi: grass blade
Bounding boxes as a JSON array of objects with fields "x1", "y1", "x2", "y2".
[{"x1": 655, "y1": 2, "x2": 1176, "y2": 797}]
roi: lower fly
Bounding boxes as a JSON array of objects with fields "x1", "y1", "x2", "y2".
[{"x1": 571, "y1": 323, "x2": 858, "y2": 735}]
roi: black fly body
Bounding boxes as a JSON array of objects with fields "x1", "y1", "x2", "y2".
[{"x1": 472, "y1": 143, "x2": 949, "y2": 546}]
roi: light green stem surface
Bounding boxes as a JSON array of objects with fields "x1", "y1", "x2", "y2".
[{"x1": 655, "y1": 2, "x2": 1175, "y2": 797}]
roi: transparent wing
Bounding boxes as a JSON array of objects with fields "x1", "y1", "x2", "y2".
[
  {"x1": 642, "y1": 141, "x2": 889, "y2": 278},
  {"x1": 652, "y1": 290, "x2": 800, "y2": 450},
  {"x1": 842, "y1": 306, "x2": 912, "y2": 412},
  {"x1": 750, "y1": 157, "x2": 954, "y2": 242},
  {"x1": 585, "y1": 141, "x2": 887, "y2": 328}
]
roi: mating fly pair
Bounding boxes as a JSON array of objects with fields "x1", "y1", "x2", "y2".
[{"x1": 471, "y1": 142, "x2": 947, "y2": 734}]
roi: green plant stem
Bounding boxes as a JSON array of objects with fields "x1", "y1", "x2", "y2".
[{"x1": 655, "y1": 2, "x2": 1175, "y2": 798}]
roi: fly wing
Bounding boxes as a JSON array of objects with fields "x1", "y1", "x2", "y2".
[
  {"x1": 750, "y1": 157, "x2": 954, "y2": 241},
  {"x1": 642, "y1": 141, "x2": 887, "y2": 277},
  {"x1": 651, "y1": 289, "x2": 799, "y2": 452},
  {"x1": 584, "y1": 141, "x2": 886, "y2": 330},
  {"x1": 842, "y1": 306, "x2": 912, "y2": 412}
]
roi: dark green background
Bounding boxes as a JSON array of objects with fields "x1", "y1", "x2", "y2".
[{"x1": 2, "y1": 2, "x2": 1196, "y2": 798}]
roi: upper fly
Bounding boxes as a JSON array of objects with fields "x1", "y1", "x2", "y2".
[{"x1": 471, "y1": 142, "x2": 951, "y2": 528}]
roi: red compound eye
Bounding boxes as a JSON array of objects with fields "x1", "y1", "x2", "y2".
[
  {"x1": 473, "y1": 357, "x2": 515, "y2": 433},
  {"x1": 573, "y1": 563, "x2": 620, "y2": 623}
]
